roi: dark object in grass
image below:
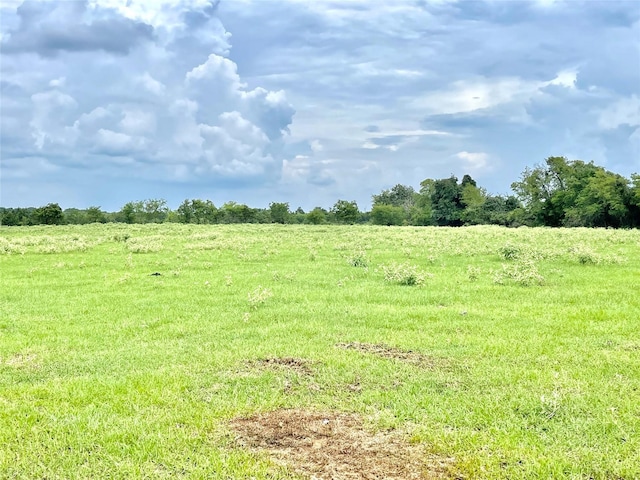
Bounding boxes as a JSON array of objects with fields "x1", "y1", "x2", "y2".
[{"x1": 150, "y1": 272, "x2": 162, "y2": 276}]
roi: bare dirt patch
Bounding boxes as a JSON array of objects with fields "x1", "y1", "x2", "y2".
[
  {"x1": 249, "y1": 357, "x2": 314, "y2": 376},
  {"x1": 336, "y1": 342, "x2": 442, "y2": 368},
  {"x1": 231, "y1": 409, "x2": 454, "y2": 479}
]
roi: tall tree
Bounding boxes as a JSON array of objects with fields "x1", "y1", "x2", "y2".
[
  {"x1": 512, "y1": 156, "x2": 635, "y2": 227},
  {"x1": 331, "y1": 200, "x2": 359, "y2": 224},
  {"x1": 431, "y1": 176, "x2": 463, "y2": 226},
  {"x1": 269, "y1": 202, "x2": 290, "y2": 224},
  {"x1": 35, "y1": 203, "x2": 63, "y2": 225}
]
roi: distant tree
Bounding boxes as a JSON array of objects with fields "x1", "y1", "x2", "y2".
[
  {"x1": 35, "y1": 203, "x2": 63, "y2": 225},
  {"x1": 0, "y1": 207, "x2": 36, "y2": 226},
  {"x1": 631, "y1": 173, "x2": 640, "y2": 227},
  {"x1": 331, "y1": 200, "x2": 359, "y2": 224},
  {"x1": 118, "y1": 201, "x2": 140, "y2": 224},
  {"x1": 372, "y1": 184, "x2": 416, "y2": 210},
  {"x1": 269, "y1": 202, "x2": 290, "y2": 224},
  {"x1": 568, "y1": 169, "x2": 632, "y2": 227},
  {"x1": 306, "y1": 207, "x2": 328, "y2": 224},
  {"x1": 512, "y1": 156, "x2": 635, "y2": 227},
  {"x1": 86, "y1": 206, "x2": 106, "y2": 223},
  {"x1": 177, "y1": 199, "x2": 218, "y2": 224},
  {"x1": 291, "y1": 207, "x2": 306, "y2": 224},
  {"x1": 220, "y1": 202, "x2": 256, "y2": 223},
  {"x1": 63, "y1": 208, "x2": 88, "y2": 225},
  {"x1": 412, "y1": 179, "x2": 435, "y2": 226},
  {"x1": 142, "y1": 199, "x2": 168, "y2": 223},
  {"x1": 460, "y1": 183, "x2": 488, "y2": 225},
  {"x1": 431, "y1": 176, "x2": 463, "y2": 226},
  {"x1": 370, "y1": 204, "x2": 405, "y2": 226}
]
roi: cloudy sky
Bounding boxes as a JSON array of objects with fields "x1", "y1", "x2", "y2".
[{"x1": 1, "y1": 0, "x2": 639, "y2": 211}]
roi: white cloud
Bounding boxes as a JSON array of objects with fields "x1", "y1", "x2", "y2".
[
  {"x1": 139, "y1": 73, "x2": 166, "y2": 96},
  {"x1": 1, "y1": 0, "x2": 638, "y2": 210},
  {"x1": 455, "y1": 151, "x2": 490, "y2": 172},
  {"x1": 598, "y1": 95, "x2": 640, "y2": 129}
]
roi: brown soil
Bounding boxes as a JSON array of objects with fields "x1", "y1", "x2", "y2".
[
  {"x1": 336, "y1": 342, "x2": 441, "y2": 368},
  {"x1": 231, "y1": 409, "x2": 454, "y2": 479},
  {"x1": 250, "y1": 357, "x2": 314, "y2": 376}
]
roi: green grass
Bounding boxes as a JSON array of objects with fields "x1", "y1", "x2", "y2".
[{"x1": 1, "y1": 224, "x2": 639, "y2": 479}]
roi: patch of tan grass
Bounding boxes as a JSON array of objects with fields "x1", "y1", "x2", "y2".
[{"x1": 231, "y1": 409, "x2": 454, "y2": 479}]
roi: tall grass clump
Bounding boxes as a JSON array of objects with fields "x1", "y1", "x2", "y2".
[
  {"x1": 493, "y1": 259, "x2": 545, "y2": 286},
  {"x1": 382, "y1": 262, "x2": 428, "y2": 286}
]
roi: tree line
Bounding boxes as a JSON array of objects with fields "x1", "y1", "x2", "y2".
[{"x1": 2, "y1": 157, "x2": 639, "y2": 228}]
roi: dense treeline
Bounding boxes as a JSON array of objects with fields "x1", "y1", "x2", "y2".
[{"x1": 2, "y1": 157, "x2": 639, "y2": 228}]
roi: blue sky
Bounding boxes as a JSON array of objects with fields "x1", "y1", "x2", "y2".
[{"x1": 1, "y1": 0, "x2": 638, "y2": 211}]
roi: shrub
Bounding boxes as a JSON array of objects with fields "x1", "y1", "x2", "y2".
[
  {"x1": 499, "y1": 242, "x2": 522, "y2": 260},
  {"x1": 467, "y1": 266, "x2": 481, "y2": 281},
  {"x1": 348, "y1": 250, "x2": 369, "y2": 268},
  {"x1": 568, "y1": 245, "x2": 601, "y2": 265}
]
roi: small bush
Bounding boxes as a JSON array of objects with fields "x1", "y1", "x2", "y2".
[
  {"x1": 568, "y1": 246, "x2": 601, "y2": 265},
  {"x1": 382, "y1": 262, "x2": 428, "y2": 286},
  {"x1": 467, "y1": 266, "x2": 481, "y2": 282},
  {"x1": 348, "y1": 250, "x2": 369, "y2": 268},
  {"x1": 499, "y1": 243, "x2": 522, "y2": 260}
]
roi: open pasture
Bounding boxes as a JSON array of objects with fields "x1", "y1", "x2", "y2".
[{"x1": 1, "y1": 224, "x2": 639, "y2": 479}]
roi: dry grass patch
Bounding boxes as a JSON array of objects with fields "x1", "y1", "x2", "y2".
[
  {"x1": 231, "y1": 409, "x2": 453, "y2": 479},
  {"x1": 250, "y1": 357, "x2": 315, "y2": 376},
  {"x1": 337, "y1": 342, "x2": 443, "y2": 368},
  {"x1": 4, "y1": 352, "x2": 40, "y2": 369}
]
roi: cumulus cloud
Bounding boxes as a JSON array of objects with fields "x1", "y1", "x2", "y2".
[
  {"x1": 1, "y1": 0, "x2": 638, "y2": 210},
  {"x1": 1, "y1": 0, "x2": 295, "y2": 189},
  {"x1": 455, "y1": 151, "x2": 490, "y2": 172},
  {"x1": 1, "y1": 1, "x2": 155, "y2": 56}
]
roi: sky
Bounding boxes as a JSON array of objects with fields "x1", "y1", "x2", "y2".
[{"x1": 1, "y1": 0, "x2": 639, "y2": 212}]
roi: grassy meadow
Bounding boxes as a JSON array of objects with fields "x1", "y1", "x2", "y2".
[{"x1": 1, "y1": 224, "x2": 639, "y2": 479}]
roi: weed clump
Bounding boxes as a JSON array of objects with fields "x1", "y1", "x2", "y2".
[
  {"x1": 382, "y1": 262, "x2": 429, "y2": 286},
  {"x1": 348, "y1": 250, "x2": 369, "y2": 268},
  {"x1": 248, "y1": 286, "x2": 273, "y2": 309},
  {"x1": 493, "y1": 259, "x2": 544, "y2": 286},
  {"x1": 568, "y1": 245, "x2": 601, "y2": 265}
]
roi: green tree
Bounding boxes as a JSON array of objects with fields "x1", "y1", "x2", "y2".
[
  {"x1": 178, "y1": 199, "x2": 218, "y2": 224},
  {"x1": 35, "y1": 203, "x2": 64, "y2": 225},
  {"x1": 372, "y1": 184, "x2": 416, "y2": 210},
  {"x1": 370, "y1": 204, "x2": 405, "y2": 226},
  {"x1": 431, "y1": 176, "x2": 463, "y2": 226},
  {"x1": 118, "y1": 201, "x2": 142, "y2": 224},
  {"x1": 512, "y1": 156, "x2": 635, "y2": 227},
  {"x1": 0, "y1": 207, "x2": 36, "y2": 226},
  {"x1": 568, "y1": 170, "x2": 632, "y2": 227},
  {"x1": 306, "y1": 207, "x2": 328, "y2": 225},
  {"x1": 142, "y1": 199, "x2": 168, "y2": 223},
  {"x1": 220, "y1": 202, "x2": 256, "y2": 223},
  {"x1": 460, "y1": 183, "x2": 488, "y2": 225},
  {"x1": 269, "y1": 202, "x2": 290, "y2": 224},
  {"x1": 412, "y1": 179, "x2": 435, "y2": 226},
  {"x1": 86, "y1": 206, "x2": 106, "y2": 223},
  {"x1": 63, "y1": 208, "x2": 88, "y2": 224},
  {"x1": 331, "y1": 200, "x2": 359, "y2": 224}
]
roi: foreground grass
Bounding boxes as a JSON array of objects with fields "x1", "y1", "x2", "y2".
[{"x1": 1, "y1": 224, "x2": 639, "y2": 479}]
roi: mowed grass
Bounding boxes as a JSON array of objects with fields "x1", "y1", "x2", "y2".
[{"x1": 1, "y1": 224, "x2": 639, "y2": 479}]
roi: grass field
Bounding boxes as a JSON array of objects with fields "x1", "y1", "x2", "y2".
[{"x1": 1, "y1": 224, "x2": 639, "y2": 479}]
